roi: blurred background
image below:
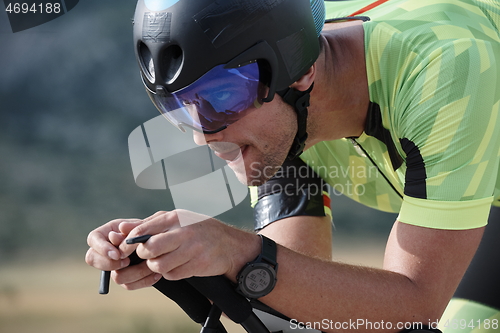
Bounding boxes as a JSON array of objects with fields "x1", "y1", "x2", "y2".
[{"x1": 0, "y1": 1, "x2": 397, "y2": 332}]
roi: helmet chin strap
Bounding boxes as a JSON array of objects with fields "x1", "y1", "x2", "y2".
[{"x1": 277, "y1": 83, "x2": 314, "y2": 160}]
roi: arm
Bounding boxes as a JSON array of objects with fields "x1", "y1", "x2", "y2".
[
  {"x1": 114, "y1": 211, "x2": 482, "y2": 332},
  {"x1": 252, "y1": 221, "x2": 484, "y2": 333},
  {"x1": 258, "y1": 215, "x2": 333, "y2": 261}
]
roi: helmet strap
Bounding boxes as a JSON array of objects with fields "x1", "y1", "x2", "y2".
[{"x1": 277, "y1": 83, "x2": 314, "y2": 160}]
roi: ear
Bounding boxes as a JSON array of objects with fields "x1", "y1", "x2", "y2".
[{"x1": 290, "y1": 63, "x2": 316, "y2": 91}]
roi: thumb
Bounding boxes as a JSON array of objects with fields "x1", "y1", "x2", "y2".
[{"x1": 118, "y1": 219, "x2": 143, "y2": 236}]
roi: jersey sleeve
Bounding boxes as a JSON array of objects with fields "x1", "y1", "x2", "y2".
[
  {"x1": 361, "y1": 0, "x2": 500, "y2": 229},
  {"x1": 393, "y1": 36, "x2": 500, "y2": 230}
]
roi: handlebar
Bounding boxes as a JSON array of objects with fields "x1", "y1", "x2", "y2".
[
  {"x1": 99, "y1": 250, "x2": 271, "y2": 333},
  {"x1": 98, "y1": 251, "x2": 442, "y2": 333}
]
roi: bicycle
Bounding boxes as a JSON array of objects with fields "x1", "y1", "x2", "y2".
[{"x1": 97, "y1": 250, "x2": 442, "y2": 333}]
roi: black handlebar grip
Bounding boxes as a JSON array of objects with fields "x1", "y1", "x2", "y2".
[
  {"x1": 128, "y1": 250, "x2": 144, "y2": 266},
  {"x1": 187, "y1": 275, "x2": 253, "y2": 324},
  {"x1": 153, "y1": 278, "x2": 212, "y2": 324},
  {"x1": 98, "y1": 252, "x2": 255, "y2": 329},
  {"x1": 99, "y1": 270, "x2": 111, "y2": 294},
  {"x1": 127, "y1": 251, "x2": 214, "y2": 324}
]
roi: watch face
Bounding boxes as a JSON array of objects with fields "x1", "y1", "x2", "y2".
[{"x1": 245, "y1": 267, "x2": 272, "y2": 293}]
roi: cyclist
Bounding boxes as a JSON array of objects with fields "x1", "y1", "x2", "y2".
[{"x1": 85, "y1": 0, "x2": 500, "y2": 332}]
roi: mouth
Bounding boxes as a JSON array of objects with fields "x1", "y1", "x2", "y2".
[{"x1": 211, "y1": 144, "x2": 247, "y2": 163}]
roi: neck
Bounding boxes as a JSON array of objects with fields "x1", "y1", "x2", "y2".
[{"x1": 305, "y1": 20, "x2": 370, "y2": 148}]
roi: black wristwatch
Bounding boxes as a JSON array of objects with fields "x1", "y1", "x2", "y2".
[{"x1": 236, "y1": 234, "x2": 278, "y2": 299}]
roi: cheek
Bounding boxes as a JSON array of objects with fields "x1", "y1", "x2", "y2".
[
  {"x1": 229, "y1": 99, "x2": 297, "y2": 161},
  {"x1": 253, "y1": 101, "x2": 297, "y2": 141},
  {"x1": 264, "y1": 105, "x2": 297, "y2": 149},
  {"x1": 245, "y1": 105, "x2": 298, "y2": 183}
]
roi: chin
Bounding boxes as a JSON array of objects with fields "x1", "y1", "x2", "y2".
[
  {"x1": 225, "y1": 161, "x2": 263, "y2": 186},
  {"x1": 246, "y1": 164, "x2": 281, "y2": 186},
  {"x1": 232, "y1": 168, "x2": 252, "y2": 185}
]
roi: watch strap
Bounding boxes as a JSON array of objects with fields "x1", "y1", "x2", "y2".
[
  {"x1": 235, "y1": 234, "x2": 278, "y2": 299},
  {"x1": 257, "y1": 234, "x2": 278, "y2": 268}
]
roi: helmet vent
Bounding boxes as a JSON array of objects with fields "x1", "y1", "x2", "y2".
[
  {"x1": 139, "y1": 42, "x2": 155, "y2": 82},
  {"x1": 161, "y1": 44, "x2": 183, "y2": 84}
]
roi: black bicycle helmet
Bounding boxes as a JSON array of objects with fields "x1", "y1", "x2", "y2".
[{"x1": 133, "y1": 0, "x2": 325, "y2": 158}]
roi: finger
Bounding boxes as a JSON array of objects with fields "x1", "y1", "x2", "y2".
[
  {"x1": 149, "y1": 238, "x2": 221, "y2": 280},
  {"x1": 159, "y1": 261, "x2": 196, "y2": 281},
  {"x1": 135, "y1": 227, "x2": 185, "y2": 260},
  {"x1": 142, "y1": 210, "x2": 171, "y2": 223},
  {"x1": 141, "y1": 227, "x2": 203, "y2": 277},
  {"x1": 117, "y1": 220, "x2": 144, "y2": 236},
  {"x1": 132, "y1": 211, "x2": 180, "y2": 237},
  {"x1": 87, "y1": 218, "x2": 138, "y2": 260},
  {"x1": 108, "y1": 231, "x2": 125, "y2": 247},
  {"x1": 112, "y1": 260, "x2": 155, "y2": 285},
  {"x1": 118, "y1": 211, "x2": 181, "y2": 257},
  {"x1": 85, "y1": 247, "x2": 130, "y2": 271},
  {"x1": 146, "y1": 250, "x2": 191, "y2": 280},
  {"x1": 118, "y1": 272, "x2": 163, "y2": 291},
  {"x1": 112, "y1": 220, "x2": 146, "y2": 259}
]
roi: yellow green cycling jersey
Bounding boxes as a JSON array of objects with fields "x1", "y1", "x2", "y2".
[{"x1": 252, "y1": 0, "x2": 500, "y2": 230}]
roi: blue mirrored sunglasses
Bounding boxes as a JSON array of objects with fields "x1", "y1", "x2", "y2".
[{"x1": 144, "y1": 62, "x2": 267, "y2": 134}]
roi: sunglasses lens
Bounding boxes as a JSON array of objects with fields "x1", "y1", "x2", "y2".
[{"x1": 146, "y1": 63, "x2": 265, "y2": 133}]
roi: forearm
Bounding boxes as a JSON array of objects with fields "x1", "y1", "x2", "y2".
[
  {"x1": 261, "y1": 245, "x2": 426, "y2": 333},
  {"x1": 235, "y1": 216, "x2": 431, "y2": 332},
  {"x1": 258, "y1": 215, "x2": 333, "y2": 260},
  {"x1": 227, "y1": 220, "x2": 482, "y2": 333},
  {"x1": 106, "y1": 212, "x2": 481, "y2": 332},
  {"x1": 226, "y1": 218, "x2": 427, "y2": 332}
]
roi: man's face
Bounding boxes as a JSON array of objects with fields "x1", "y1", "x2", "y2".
[{"x1": 193, "y1": 95, "x2": 297, "y2": 186}]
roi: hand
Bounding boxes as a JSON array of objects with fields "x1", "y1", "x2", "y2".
[
  {"x1": 85, "y1": 218, "x2": 162, "y2": 290},
  {"x1": 118, "y1": 210, "x2": 261, "y2": 282}
]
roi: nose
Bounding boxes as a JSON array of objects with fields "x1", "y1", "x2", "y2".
[{"x1": 192, "y1": 130, "x2": 207, "y2": 146}]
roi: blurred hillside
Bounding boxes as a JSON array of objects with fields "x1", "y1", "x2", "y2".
[{"x1": 0, "y1": 0, "x2": 397, "y2": 264}]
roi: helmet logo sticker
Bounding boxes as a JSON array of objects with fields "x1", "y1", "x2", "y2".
[{"x1": 143, "y1": 12, "x2": 171, "y2": 43}]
